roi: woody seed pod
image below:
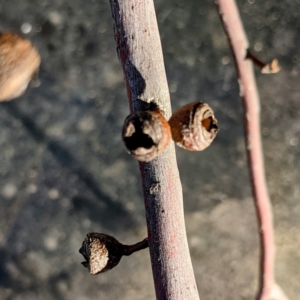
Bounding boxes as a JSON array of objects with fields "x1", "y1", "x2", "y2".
[
  {"x1": 169, "y1": 102, "x2": 218, "y2": 151},
  {"x1": 246, "y1": 50, "x2": 280, "y2": 74},
  {"x1": 79, "y1": 232, "x2": 148, "y2": 275},
  {"x1": 261, "y1": 59, "x2": 280, "y2": 74},
  {"x1": 122, "y1": 110, "x2": 171, "y2": 162},
  {"x1": 0, "y1": 32, "x2": 41, "y2": 102}
]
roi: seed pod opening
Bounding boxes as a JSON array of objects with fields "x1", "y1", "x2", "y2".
[
  {"x1": 169, "y1": 102, "x2": 218, "y2": 151},
  {"x1": 0, "y1": 32, "x2": 41, "y2": 102},
  {"x1": 79, "y1": 233, "x2": 124, "y2": 275},
  {"x1": 122, "y1": 111, "x2": 171, "y2": 162}
]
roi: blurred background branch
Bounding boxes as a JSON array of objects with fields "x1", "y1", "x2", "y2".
[{"x1": 216, "y1": 0, "x2": 288, "y2": 299}]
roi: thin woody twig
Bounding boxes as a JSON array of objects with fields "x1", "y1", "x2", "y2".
[
  {"x1": 123, "y1": 238, "x2": 148, "y2": 256},
  {"x1": 108, "y1": 0, "x2": 200, "y2": 299},
  {"x1": 215, "y1": 1, "x2": 288, "y2": 300}
]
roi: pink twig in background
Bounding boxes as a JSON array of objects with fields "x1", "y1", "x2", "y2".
[{"x1": 215, "y1": 1, "x2": 288, "y2": 299}]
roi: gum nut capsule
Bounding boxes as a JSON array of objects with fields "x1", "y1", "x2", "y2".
[
  {"x1": 0, "y1": 32, "x2": 41, "y2": 102},
  {"x1": 79, "y1": 233, "x2": 125, "y2": 275},
  {"x1": 168, "y1": 102, "x2": 218, "y2": 151},
  {"x1": 122, "y1": 110, "x2": 171, "y2": 162}
]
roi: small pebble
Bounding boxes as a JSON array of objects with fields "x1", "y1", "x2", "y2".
[
  {"x1": 48, "y1": 188, "x2": 59, "y2": 200},
  {"x1": 78, "y1": 116, "x2": 95, "y2": 132},
  {"x1": 254, "y1": 42, "x2": 262, "y2": 52},
  {"x1": 27, "y1": 184, "x2": 37, "y2": 194},
  {"x1": 21, "y1": 22, "x2": 32, "y2": 34},
  {"x1": 221, "y1": 56, "x2": 230, "y2": 65},
  {"x1": 290, "y1": 137, "x2": 298, "y2": 146},
  {"x1": 2, "y1": 183, "x2": 17, "y2": 198},
  {"x1": 44, "y1": 236, "x2": 58, "y2": 251}
]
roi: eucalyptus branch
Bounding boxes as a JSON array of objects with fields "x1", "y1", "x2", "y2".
[{"x1": 108, "y1": 0, "x2": 199, "y2": 299}]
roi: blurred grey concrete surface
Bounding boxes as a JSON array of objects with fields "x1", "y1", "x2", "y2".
[{"x1": 0, "y1": 0, "x2": 299, "y2": 299}]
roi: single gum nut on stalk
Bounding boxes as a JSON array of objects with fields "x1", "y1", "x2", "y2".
[
  {"x1": 79, "y1": 233, "x2": 125, "y2": 275},
  {"x1": 0, "y1": 32, "x2": 41, "y2": 101},
  {"x1": 79, "y1": 233, "x2": 148, "y2": 275},
  {"x1": 122, "y1": 110, "x2": 171, "y2": 162},
  {"x1": 169, "y1": 102, "x2": 219, "y2": 151}
]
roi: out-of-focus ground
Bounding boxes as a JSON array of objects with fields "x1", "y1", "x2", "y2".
[{"x1": 0, "y1": 0, "x2": 299, "y2": 299}]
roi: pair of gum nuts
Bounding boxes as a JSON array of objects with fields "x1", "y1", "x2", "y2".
[
  {"x1": 122, "y1": 102, "x2": 219, "y2": 162},
  {"x1": 0, "y1": 32, "x2": 218, "y2": 163},
  {"x1": 0, "y1": 32, "x2": 41, "y2": 102}
]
